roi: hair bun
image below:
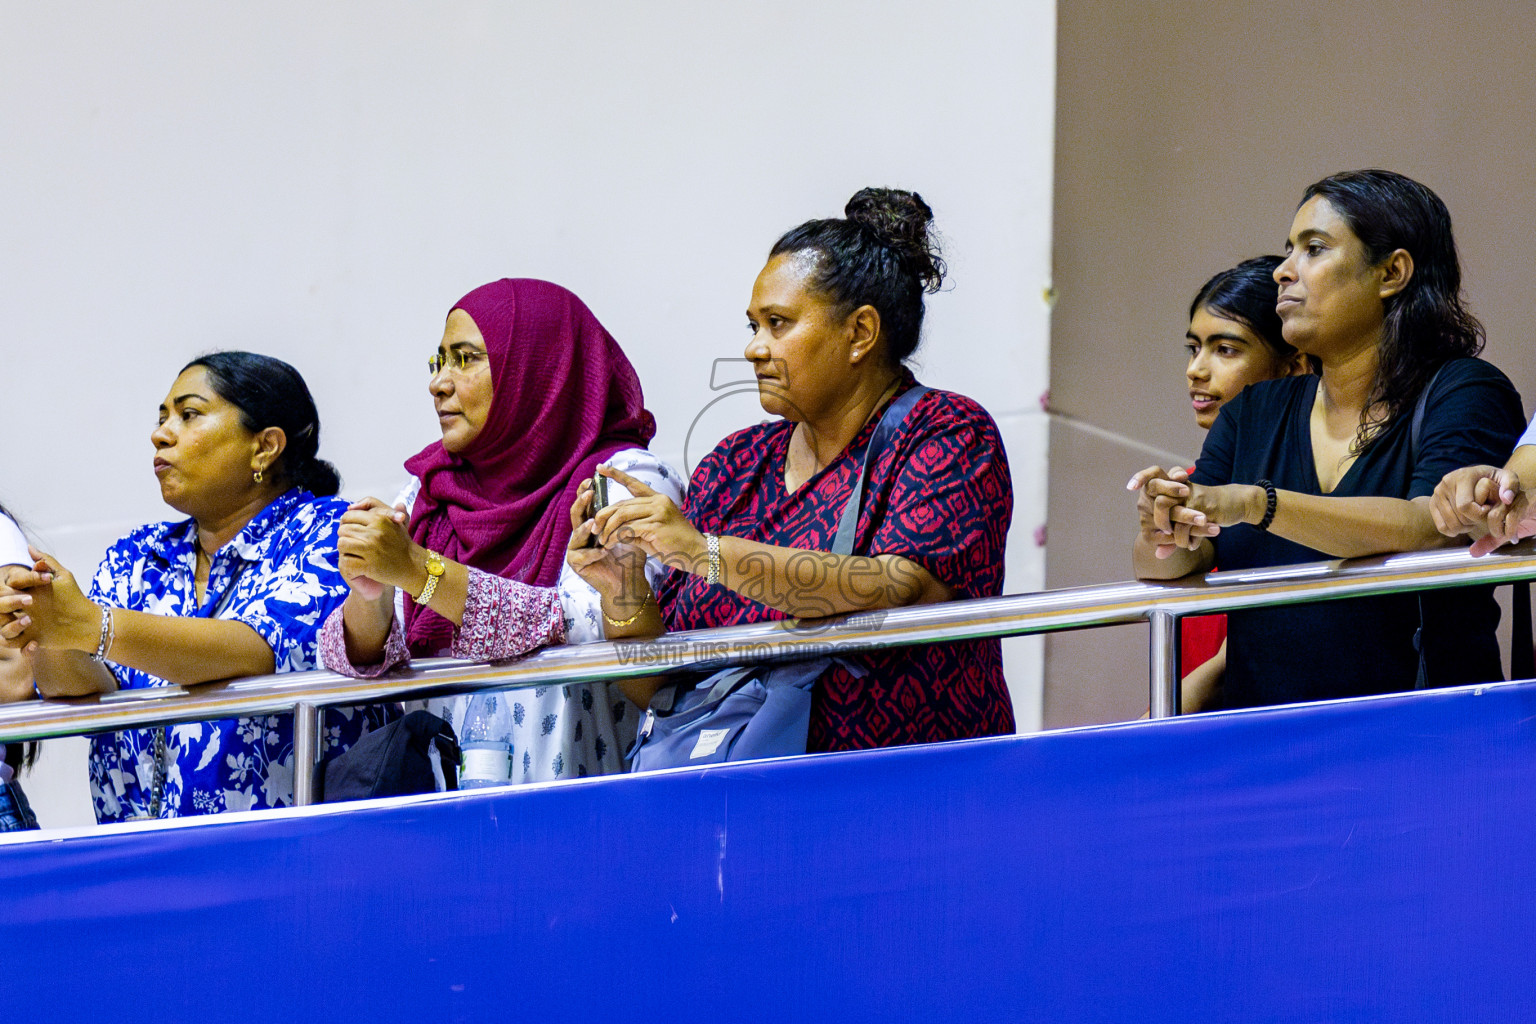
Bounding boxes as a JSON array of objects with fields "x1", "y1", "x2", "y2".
[
  {"x1": 292, "y1": 456, "x2": 342, "y2": 498},
  {"x1": 844, "y1": 187, "x2": 945, "y2": 293}
]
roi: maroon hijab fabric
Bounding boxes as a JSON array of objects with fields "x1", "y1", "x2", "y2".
[{"x1": 402, "y1": 279, "x2": 655, "y2": 656}]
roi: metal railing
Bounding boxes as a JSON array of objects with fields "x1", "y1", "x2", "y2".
[{"x1": 4, "y1": 541, "x2": 1536, "y2": 806}]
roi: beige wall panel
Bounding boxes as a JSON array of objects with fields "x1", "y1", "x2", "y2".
[
  {"x1": 1049, "y1": 0, "x2": 1536, "y2": 722},
  {"x1": 1043, "y1": 416, "x2": 1184, "y2": 727}
]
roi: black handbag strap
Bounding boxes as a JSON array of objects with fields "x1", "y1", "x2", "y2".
[
  {"x1": 1407, "y1": 363, "x2": 1443, "y2": 456},
  {"x1": 688, "y1": 384, "x2": 932, "y2": 710},
  {"x1": 831, "y1": 385, "x2": 930, "y2": 556},
  {"x1": 1410, "y1": 366, "x2": 1442, "y2": 690}
]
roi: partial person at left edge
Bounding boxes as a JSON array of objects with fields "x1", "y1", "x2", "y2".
[
  {"x1": 0, "y1": 352, "x2": 388, "y2": 823},
  {"x1": 0, "y1": 504, "x2": 41, "y2": 831}
]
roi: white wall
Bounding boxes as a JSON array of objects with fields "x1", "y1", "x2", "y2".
[{"x1": 0, "y1": 1, "x2": 1056, "y2": 825}]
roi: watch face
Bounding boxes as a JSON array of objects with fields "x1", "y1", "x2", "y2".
[{"x1": 426, "y1": 551, "x2": 446, "y2": 575}]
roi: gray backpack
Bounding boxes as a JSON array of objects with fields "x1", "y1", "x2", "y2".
[{"x1": 628, "y1": 386, "x2": 930, "y2": 772}]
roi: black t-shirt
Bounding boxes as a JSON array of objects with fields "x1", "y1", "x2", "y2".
[{"x1": 1190, "y1": 358, "x2": 1524, "y2": 707}]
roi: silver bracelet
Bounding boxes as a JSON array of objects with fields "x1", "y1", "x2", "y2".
[
  {"x1": 90, "y1": 606, "x2": 115, "y2": 664},
  {"x1": 705, "y1": 533, "x2": 721, "y2": 586}
]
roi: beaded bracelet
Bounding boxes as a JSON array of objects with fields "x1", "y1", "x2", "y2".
[{"x1": 1255, "y1": 479, "x2": 1278, "y2": 532}]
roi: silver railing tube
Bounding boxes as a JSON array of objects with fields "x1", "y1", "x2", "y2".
[
  {"x1": 1147, "y1": 611, "x2": 1180, "y2": 719},
  {"x1": 2, "y1": 543, "x2": 1535, "y2": 756},
  {"x1": 292, "y1": 702, "x2": 320, "y2": 806}
]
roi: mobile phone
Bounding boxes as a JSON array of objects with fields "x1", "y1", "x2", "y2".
[{"x1": 584, "y1": 473, "x2": 610, "y2": 548}]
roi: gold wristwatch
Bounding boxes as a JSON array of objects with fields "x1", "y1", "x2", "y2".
[{"x1": 418, "y1": 549, "x2": 446, "y2": 606}]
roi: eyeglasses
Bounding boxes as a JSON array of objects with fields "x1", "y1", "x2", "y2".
[{"x1": 428, "y1": 349, "x2": 486, "y2": 376}]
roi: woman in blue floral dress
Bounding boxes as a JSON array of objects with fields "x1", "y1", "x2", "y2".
[{"x1": 0, "y1": 352, "x2": 384, "y2": 822}]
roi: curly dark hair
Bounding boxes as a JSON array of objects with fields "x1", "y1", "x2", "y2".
[
  {"x1": 770, "y1": 187, "x2": 946, "y2": 365},
  {"x1": 1299, "y1": 169, "x2": 1484, "y2": 454}
]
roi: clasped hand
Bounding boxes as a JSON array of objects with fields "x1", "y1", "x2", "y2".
[
  {"x1": 1128, "y1": 467, "x2": 1256, "y2": 559},
  {"x1": 1430, "y1": 465, "x2": 1536, "y2": 555},
  {"x1": 0, "y1": 550, "x2": 99, "y2": 653},
  {"x1": 337, "y1": 498, "x2": 420, "y2": 600}
]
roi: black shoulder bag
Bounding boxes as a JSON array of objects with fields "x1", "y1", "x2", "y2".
[{"x1": 318, "y1": 709, "x2": 461, "y2": 802}]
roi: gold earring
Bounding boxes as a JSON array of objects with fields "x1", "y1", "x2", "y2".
[{"x1": 254, "y1": 469, "x2": 264, "y2": 484}]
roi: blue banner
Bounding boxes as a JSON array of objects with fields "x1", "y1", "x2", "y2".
[{"x1": 5, "y1": 679, "x2": 1536, "y2": 1022}]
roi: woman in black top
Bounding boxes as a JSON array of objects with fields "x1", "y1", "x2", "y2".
[{"x1": 1130, "y1": 170, "x2": 1523, "y2": 708}]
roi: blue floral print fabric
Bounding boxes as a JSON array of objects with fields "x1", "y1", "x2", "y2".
[{"x1": 87, "y1": 488, "x2": 384, "y2": 823}]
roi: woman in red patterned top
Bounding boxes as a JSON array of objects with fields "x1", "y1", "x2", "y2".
[
  {"x1": 573, "y1": 187, "x2": 1015, "y2": 751},
  {"x1": 1178, "y1": 257, "x2": 1311, "y2": 711}
]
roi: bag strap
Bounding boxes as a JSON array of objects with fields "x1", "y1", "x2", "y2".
[
  {"x1": 1408, "y1": 363, "x2": 1444, "y2": 462},
  {"x1": 831, "y1": 385, "x2": 930, "y2": 556},
  {"x1": 206, "y1": 560, "x2": 252, "y2": 619},
  {"x1": 1410, "y1": 365, "x2": 1443, "y2": 690},
  {"x1": 678, "y1": 385, "x2": 931, "y2": 712}
]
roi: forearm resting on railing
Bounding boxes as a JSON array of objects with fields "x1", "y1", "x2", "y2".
[
  {"x1": 1266, "y1": 491, "x2": 1457, "y2": 558},
  {"x1": 33, "y1": 610, "x2": 276, "y2": 694},
  {"x1": 707, "y1": 537, "x2": 952, "y2": 619},
  {"x1": 599, "y1": 585, "x2": 667, "y2": 709},
  {"x1": 29, "y1": 648, "x2": 118, "y2": 697},
  {"x1": 1133, "y1": 532, "x2": 1215, "y2": 580},
  {"x1": 340, "y1": 587, "x2": 398, "y2": 667}
]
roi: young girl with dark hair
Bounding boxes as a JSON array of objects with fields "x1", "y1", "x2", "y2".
[
  {"x1": 1132, "y1": 170, "x2": 1524, "y2": 707},
  {"x1": 0, "y1": 352, "x2": 384, "y2": 821},
  {"x1": 1184, "y1": 257, "x2": 1312, "y2": 432},
  {"x1": 573, "y1": 187, "x2": 1016, "y2": 752}
]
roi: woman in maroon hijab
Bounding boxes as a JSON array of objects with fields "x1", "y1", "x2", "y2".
[{"x1": 319, "y1": 279, "x2": 685, "y2": 785}]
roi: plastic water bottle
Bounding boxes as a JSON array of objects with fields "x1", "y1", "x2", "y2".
[{"x1": 458, "y1": 693, "x2": 512, "y2": 789}]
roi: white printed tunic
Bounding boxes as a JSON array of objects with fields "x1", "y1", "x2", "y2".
[{"x1": 320, "y1": 447, "x2": 685, "y2": 783}]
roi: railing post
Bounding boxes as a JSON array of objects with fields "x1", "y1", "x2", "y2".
[
  {"x1": 293, "y1": 701, "x2": 320, "y2": 806},
  {"x1": 1148, "y1": 610, "x2": 1181, "y2": 719}
]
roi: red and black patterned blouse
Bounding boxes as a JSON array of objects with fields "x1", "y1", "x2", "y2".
[{"x1": 656, "y1": 376, "x2": 1016, "y2": 751}]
